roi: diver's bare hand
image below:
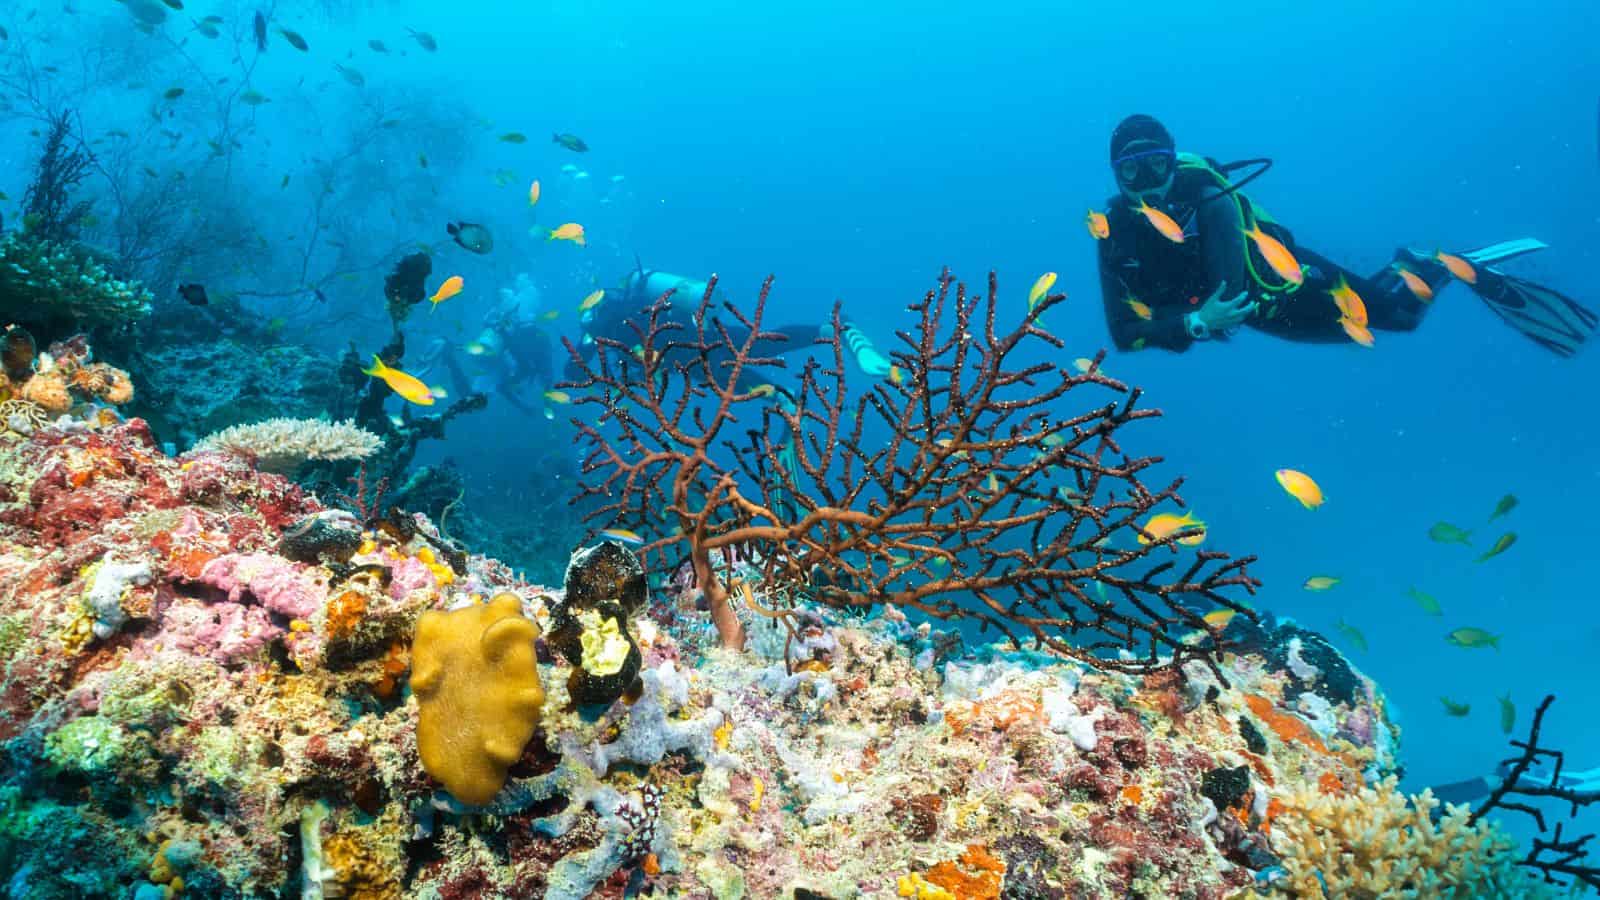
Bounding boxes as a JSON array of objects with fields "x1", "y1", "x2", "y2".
[{"x1": 1195, "y1": 282, "x2": 1256, "y2": 331}]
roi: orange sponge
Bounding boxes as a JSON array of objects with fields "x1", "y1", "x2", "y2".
[{"x1": 410, "y1": 593, "x2": 545, "y2": 805}]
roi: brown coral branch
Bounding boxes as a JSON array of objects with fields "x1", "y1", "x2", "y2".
[{"x1": 562, "y1": 269, "x2": 1258, "y2": 673}]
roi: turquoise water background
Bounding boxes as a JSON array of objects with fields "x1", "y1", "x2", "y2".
[{"x1": 3, "y1": 0, "x2": 1597, "y2": 809}]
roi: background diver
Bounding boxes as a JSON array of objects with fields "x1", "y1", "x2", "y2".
[
  {"x1": 419, "y1": 283, "x2": 557, "y2": 417},
  {"x1": 1095, "y1": 114, "x2": 1599, "y2": 356},
  {"x1": 564, "y1": 266, "x2": 895, "y2": 385}
]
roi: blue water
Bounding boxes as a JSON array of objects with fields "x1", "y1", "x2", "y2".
[{"x1": 5, "y1": 0, "x2": 1598, "y2": 831}]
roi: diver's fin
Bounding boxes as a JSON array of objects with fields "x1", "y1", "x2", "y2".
[
  {"x1": 1461, "y1": 237, "x2": 1549, "y2": 266},
  {"x1": 1472, "y1": 270, "x2": 1598, "y2": 357}
]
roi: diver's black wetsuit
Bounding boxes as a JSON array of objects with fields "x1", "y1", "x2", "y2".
[{"x1": 1096, "y1": 162, "x2": 1436, "y2": 352}]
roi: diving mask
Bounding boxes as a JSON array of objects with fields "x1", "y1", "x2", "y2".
[{"x1": 1114, "y1": 148, "x2": 1175, "y2": 193}]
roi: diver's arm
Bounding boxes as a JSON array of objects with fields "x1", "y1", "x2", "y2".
[{"x1": 1099, "y1": 242, "x2": 1194, "y2": 352}]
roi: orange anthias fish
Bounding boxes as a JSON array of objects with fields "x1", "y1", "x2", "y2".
[
  {"x1": 1396, "y1": 267, "x2": 1435, "y2": 302},
  {"x1": 1275, "y1": 468, "x2": 1324, "y2": 509},
  {"x1": 428, "y1": 275, "x2": 463, "y2": 311},
  {"x1": 1134, "y1": 199, "x2": 1185, "y2": 243},
  {"x1": 1340, "y1": 318, "x2": 1375, "y2": 348},
  {"x1": 362, "y1": 355, "x2": 435, "y2": 405},
  {"x1": 1125, "y1": 297, "x2": 1153, "y2": 321},
  {"x1": 1436, "y1": 251, "x2": 1478, "y2": 284},
  {"x1": 578, "y1": 289, "x2": 605, "y2": 311},
  {"x1": 1137, "y1": 510, "x2": 1206, "y2": 546},
  {"x1": 1328, "y1": 276, "x2": 1368, "y2": 326},
  {"x1": 549, "y1": 222, "x2": 586, "y2": 245},
  {"x1": 528, "y1": 179, "x2": 541, "y2": 206},
  {"x1": 1244, "y1": 225, "x2": 1303, "y2": 286},
  {"x1": 1085, "y1": 209, "x2": 1110, "y2": 240}
]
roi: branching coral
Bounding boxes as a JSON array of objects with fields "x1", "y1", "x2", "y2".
[
  {"x1": 193, "y1": 417, "x2": 382, "y2": 474},
  {"x1": 562, "y1": 269, "x2": 1257, "y2": 677},
  {"x1": 1269, "y1": 776, "x2": 1550, "y2": 898},
  {"x1": 0, "y1": 232, "x2": 153, "y2": 333}
]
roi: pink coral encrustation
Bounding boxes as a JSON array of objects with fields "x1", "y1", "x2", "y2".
[{"x1": 196, "y1": 552, "x2": 328, "y2": 620}]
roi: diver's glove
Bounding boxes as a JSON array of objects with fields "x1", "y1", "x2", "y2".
[
  {"x1": 839, "y1": 320, "x2": 891, "y2": 377},
  {"x1": 1187, "y1": 282, "x2": 1256, "y2": 340}
]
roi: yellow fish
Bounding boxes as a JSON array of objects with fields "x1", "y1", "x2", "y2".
[
  {"x1": 1137, "y1": 510, "x2": 1206, "y2": 546},
  {"x1": 1328, "y1": 276, "x2": 1368, "y2": 326},
  {"x1": 540, "y1": 309, "x2": 561, "y2": 321},
  {"x1": 1085, "y1": 209, "x2": 1110, "y2": 240},
  {"x1": 1135, "y1": 199, "x2": 1185, "y2": 243},
  {"x1": 1073, "y1": 357, "x2": 1095, "y2": 374},
  {"x1": 549, "y1": 222, "x2": 586, "y2": 245},
  {"x1": 578, "y1": 289, "x2": 605, "y2": 311},
  {"x1": 1244, "y1": 224, "x2": 1303, "y2": 286},
  {"x1": 1202, "y1": 609, "x2": 1237, "y2": 629},
  {"x1": 1028, "y1": 271, "x2": 1057, "y2": 312},
  {"x1": 1303, "y1": 575, "x2": 1340, "y2": 591},
  {"x1": 429, "y1": 275, "x2": 463, "y2": 311},
  {"x1": 747, "y1": 383, "x2": 776, "y2": 398},
  {"x1": 888, "y1": 364, "x2": 905, "y2": 386},
  {"x1": 1275, "y1": 468, "x2": 1324, "y2": 509},
  {"x1": 1125, "y1": 297, "x2": 1153, "y2": 321},
  {"x1": 528, "y1": 179, "x2": 541, "y2": 206},
  {"x1": 543, "y1": 390, "x2": 572, "y2": 404},
  {"x1": 1396, "y1": 267, "x2": 1435, "y2": 302},
  {"x1": 598, "y1": 527, "x2": 643, "y2": 545},
  {"x1": 362, "y1": 355, "x2": 434, "y2": 405},
  {"x1": 1436, "y1": 250, "x2": 1477, "y2": 284}
]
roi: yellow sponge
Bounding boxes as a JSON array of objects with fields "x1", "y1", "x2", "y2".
[{"x1": 410, "y1": 593, "x2": 545, "y2": 805}]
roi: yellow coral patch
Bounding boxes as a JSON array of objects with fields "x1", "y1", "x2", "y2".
[
  {"x1": 410, "y1": 593, "x2": 545, "y2": 805},
  {"x1": 576, "y1": 609, "x2": 630, "y2": 676}
]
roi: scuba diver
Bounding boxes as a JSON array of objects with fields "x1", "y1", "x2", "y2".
[
  {"x1": 420, "y1": 277, "x2": 557, "y2": 417},
  {"x1": 1096, "y1": 114, "x2": 1598, "y2": 356},
  {"x1": 564, "y1": 266, "x2": 895, "y2": 384}
]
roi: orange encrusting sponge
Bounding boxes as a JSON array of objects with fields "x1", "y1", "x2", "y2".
[{"x1": 410, "y1": 593, "x2": 545, "y2": 805}]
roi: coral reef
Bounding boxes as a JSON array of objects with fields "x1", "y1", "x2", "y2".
[
  {"x1": 193, "y1": 417, "x2": 382, "y2": 474},
  {"x1": 1, "y1": 409, "x2": 1511, "y2": 898}
]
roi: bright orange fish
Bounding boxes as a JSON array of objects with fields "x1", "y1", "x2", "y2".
[
  {"x1": 1340, "y1": 318, "x2": 1375, "y2": 348},
  {"x1": 1138, "y1": 510, "x2": 1206, "y2": 546},
  {"x1": 1396, "y1": 267, "x2": 1434, "y2": 302},
  {"x1": 1244, "y1": 225, "x2": 1303, "y2": 286},
  {"x1": 528, "y1": 179, "x2": 541, "y2": 206},
  {"x1": 428, "y1": 275, "x2": 463, "y2": 311},
  {"x1": 1436, "y1": 251, "x2": 1477, "y2": 284},
  {"x1": 1125, "y1": 297, "x2": 1153, "y2": 320},
  {"x1": 1328, "y1": 276, "x2": 1367, "y2": 326},
  {"x1": 1275, "y1": 468, "x2": 1324, "y2": 509},
  {"x1": 1085, "y1": 209, "x2": 1110, "y2": 240},
  {"x1": 549, "y1": 222, "x2": 585, "y2": 246},
  {"x1": 1134, "y1": 199, "x2": 1185, "y2": 243}
]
